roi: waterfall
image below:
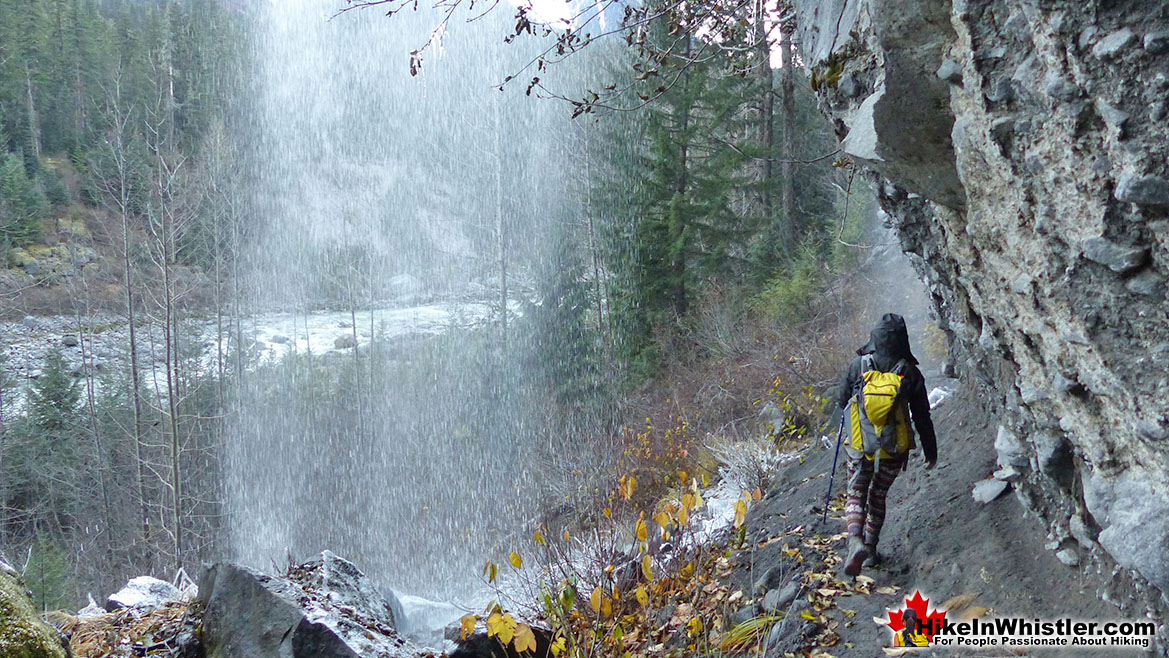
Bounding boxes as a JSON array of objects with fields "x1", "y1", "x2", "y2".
[{"x1": 227, "y1": 0, "x2": 589, "y2": 599}]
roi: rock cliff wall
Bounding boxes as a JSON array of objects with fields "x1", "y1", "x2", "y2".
[{"x1": 794, "y1": 0, "x2": 1169, "y2": 624}]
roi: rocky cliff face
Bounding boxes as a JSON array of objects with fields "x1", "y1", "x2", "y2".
[{"x1": 795, "y1": 0, "x2": 1169, "y2": 621}]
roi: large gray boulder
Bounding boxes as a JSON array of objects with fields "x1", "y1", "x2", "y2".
[
  {"x1": 198, "y1": 551, "x2": 417, "y2": 658},
  {"x1": 106, "y1": 575, "x2": 181, "y2": 612}
]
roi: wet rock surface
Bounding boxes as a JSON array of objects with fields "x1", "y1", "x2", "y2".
[
  {"x1": 106, "y1": 576, "x2": 182, "y2": 612},
  {"x1": 198, "y1": 551, "x2": 417, "y2": 658},
  {"x1": 792, "y1": 0, "x2": 1169, "y2": 634},
  {"x1": 0, "y1": 555, "x2": 69, "y2": 658}
]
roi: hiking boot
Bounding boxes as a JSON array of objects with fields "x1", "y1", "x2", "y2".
[
  {"x1": 863, "y1": 544, "x2": 881, "y2": 567},
  {"x1": 845, "y1": 536, "x2": 868, "y2": 577}
]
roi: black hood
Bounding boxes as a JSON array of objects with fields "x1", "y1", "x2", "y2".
[{"x1": 857, "y1": 313, "x2": 919, "y2": 365}]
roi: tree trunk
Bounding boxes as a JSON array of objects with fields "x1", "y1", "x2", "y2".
[
  {"x1": 779, "y1": 19, "x2": 797, "y2": 251},
  {"x1": 756, "y1": 0, "x2": 784, "y2": 260}
]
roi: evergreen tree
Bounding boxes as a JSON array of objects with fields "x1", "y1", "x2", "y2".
[{"x1": 0, "y1": 151, "x2": 47, "y2": 246}]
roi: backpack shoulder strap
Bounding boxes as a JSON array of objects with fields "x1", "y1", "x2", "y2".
[{"x1": 860, "y1": 354, "x2": 875, "y2": 373}]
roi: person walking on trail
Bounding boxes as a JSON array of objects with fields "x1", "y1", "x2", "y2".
[{"x1": 835, "y1": 313, "x2": 937, "y2": 577}]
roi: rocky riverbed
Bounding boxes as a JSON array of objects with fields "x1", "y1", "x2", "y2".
[{"x1": 1, "y1": 297, "x2": 521, "y2": 403}]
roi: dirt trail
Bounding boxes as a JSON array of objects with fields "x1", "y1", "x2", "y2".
[{"x1": 731, "y1": 382, "x2": 1153, "y2": 657}]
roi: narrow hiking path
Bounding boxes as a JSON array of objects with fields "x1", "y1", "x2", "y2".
[{"x1": 729, "y1": 383, "x2": 1143, "y2": 657}]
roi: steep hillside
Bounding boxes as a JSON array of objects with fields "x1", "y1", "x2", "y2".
[{"x1": 793, "y1": 0, "x2": 1169, "y2": 622}]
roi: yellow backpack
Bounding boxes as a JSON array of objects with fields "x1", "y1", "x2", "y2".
[{"x1": 848, "y1": 355, "x2": 915, "y2": 461}]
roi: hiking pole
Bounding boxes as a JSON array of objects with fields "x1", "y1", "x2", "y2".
[{"x1": 822, "y1": 412, "x2": 846, "y2": 526}]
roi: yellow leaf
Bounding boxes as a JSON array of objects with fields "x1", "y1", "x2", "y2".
[
  {"x1": 509, "y1": 551, "x2": 523, "y2": 569},
  {"x1": 550, "y1": 637, "x2": 566, "y2": 657},
  {"x1": 752, "y1": 487, "x2": 762, "y2": 502},
  {"x1": 653, "y1": 511, "x2": 670, "y2": 530},
  {"x1": 459, "y1": 614, "x2": 477, "y2": 641},
  {"x1": 677, "y1": 469, "x2": 688, "y2": 485},
  {"x1": 590, "y1": 586, "x2": 602, "y2": 613},
  {"x1": 733, "y1": 500, "x2": 747, "y2": 529},
  {"x1": 702, "y1": 473, "x2": 709, "y2": 487},
  {"x1": 681, "y1": 493, "x2": 695, "y2": 511},
  {"x1": 636, "y1": 519, "x2": 647, "y2": 541},
  {"x1": 533, "y1": 530, "x2": 546, "y2": 546},
  {"x1": 486, "y1": 611, "x2": 504, "y2": 637},
  {"x1": 686, "y1": 616, "x2": 703, "y2": 636},
  {"x1": 628, "y1": 475, "x2": 637, "y2": 499},
  {"x1": 641, "y1": 554, "x2": 653, "y2": 581},
  {"x1": 497, "y1": 613, "x2": 517, "y2": 645},
  {"x1": 562, "y1": 529, "x2": 570, "y2": 542},
  {"x1": 488, "y1": 563, "x2": 498, "y2": 583},
  {"x1": 513, "y1": 624, "x2": 537, "y2": 653},
  {"x1": 601, "y1": 596, "x2": 613, "y2": 618},
  {"x1": 636, "y1": 584, "x2": 648, "y2": 605},
  {"x1": 677, "y1": 505, "x2": 689, "y2": 526},
  {"x1": 603, "y1": 507, "x2": 612, "y2": 519}
]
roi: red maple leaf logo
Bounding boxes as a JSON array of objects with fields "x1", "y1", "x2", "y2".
[{"x1": 886, "y1": 590, "x2": 947, "y2": 642}]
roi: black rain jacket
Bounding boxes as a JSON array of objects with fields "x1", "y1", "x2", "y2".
[{"x1": 834, "y1": 313, "x2": 938, "y2": 464}]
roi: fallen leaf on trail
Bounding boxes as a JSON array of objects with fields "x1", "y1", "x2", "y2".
[
  {"x1": 728, "y1": 590, "x2": 743, "y2": 604},
  {"x1": 940, "y1": 592, "x2": 980, "y2": 612},
  {"x1": 875, "y1": 586, "x2": 900, "y2": 595},
  {"x1": 961, "y1": 606, "x2": 992, "y2": 620},
  {"x1": 855, "y1": 575, "x2": 875, "y2": 586},
  {"x1": 872, "y1": 616, "x2": 889, "y2": 625},
  {"x1": 818, "y1": 588, "x2": 841, "y2": 597}
]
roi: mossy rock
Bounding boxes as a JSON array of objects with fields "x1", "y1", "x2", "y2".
[
  {"x1": 55, "y1": 216, "x2": 89, "y2": 238},
  {"x1": 0, "y1": 566, "x2": 68, "y2": 658},
  {"x1": 8, "y1": 248, "x2": 34, "y2": 268}
]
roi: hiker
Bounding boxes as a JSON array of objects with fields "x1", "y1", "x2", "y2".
[
  {"x1": 835, "y1": 313, "x2": 937, "y2": 577},
  {"x1": 893, "y1": 607, "x2": 930, "y2": 648}
]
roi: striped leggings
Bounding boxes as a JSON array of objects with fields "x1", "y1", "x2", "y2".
[{"x1": 845, "y1": 453, "x2": 906, "y2": 547}]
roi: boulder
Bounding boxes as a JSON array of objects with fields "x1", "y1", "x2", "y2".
[
  {"x1": 1114, "y1": 173, "x2": 1169, "y2": 206},
  {"x1": 761, "y1": 580, "x2": 802, "y2": 613},
  {"x1": 449, "y1": 626, "x2": 552, "y2": 658},
  {"x1": 1090, "y1": 28, "x2": 1135, "y2": 58},
  {"x1": 106, "y1": 576, "x2": 181, "y2": 612},
  {"x1": 0, "y1": 558, "x2": 68, "y2": 658},
  {"x1": 972, "y1": 478, "x2": 1009, "y2": 504},
  {"x1": 334, "y1": 334, "x2": 357, "y2": 349},
  {"x1": 198, "y1": 551, "x2": 417, "y2": 658},
  {"x1": 994, "y1": 425, "x2": 1028, "y2": 469},
  {"x1": 1081, "y1": 237, "x2": 1148, "y2": 273},
  {"x1": 1083, "y1": 469, "x2": 1169, "y2": 595}
]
